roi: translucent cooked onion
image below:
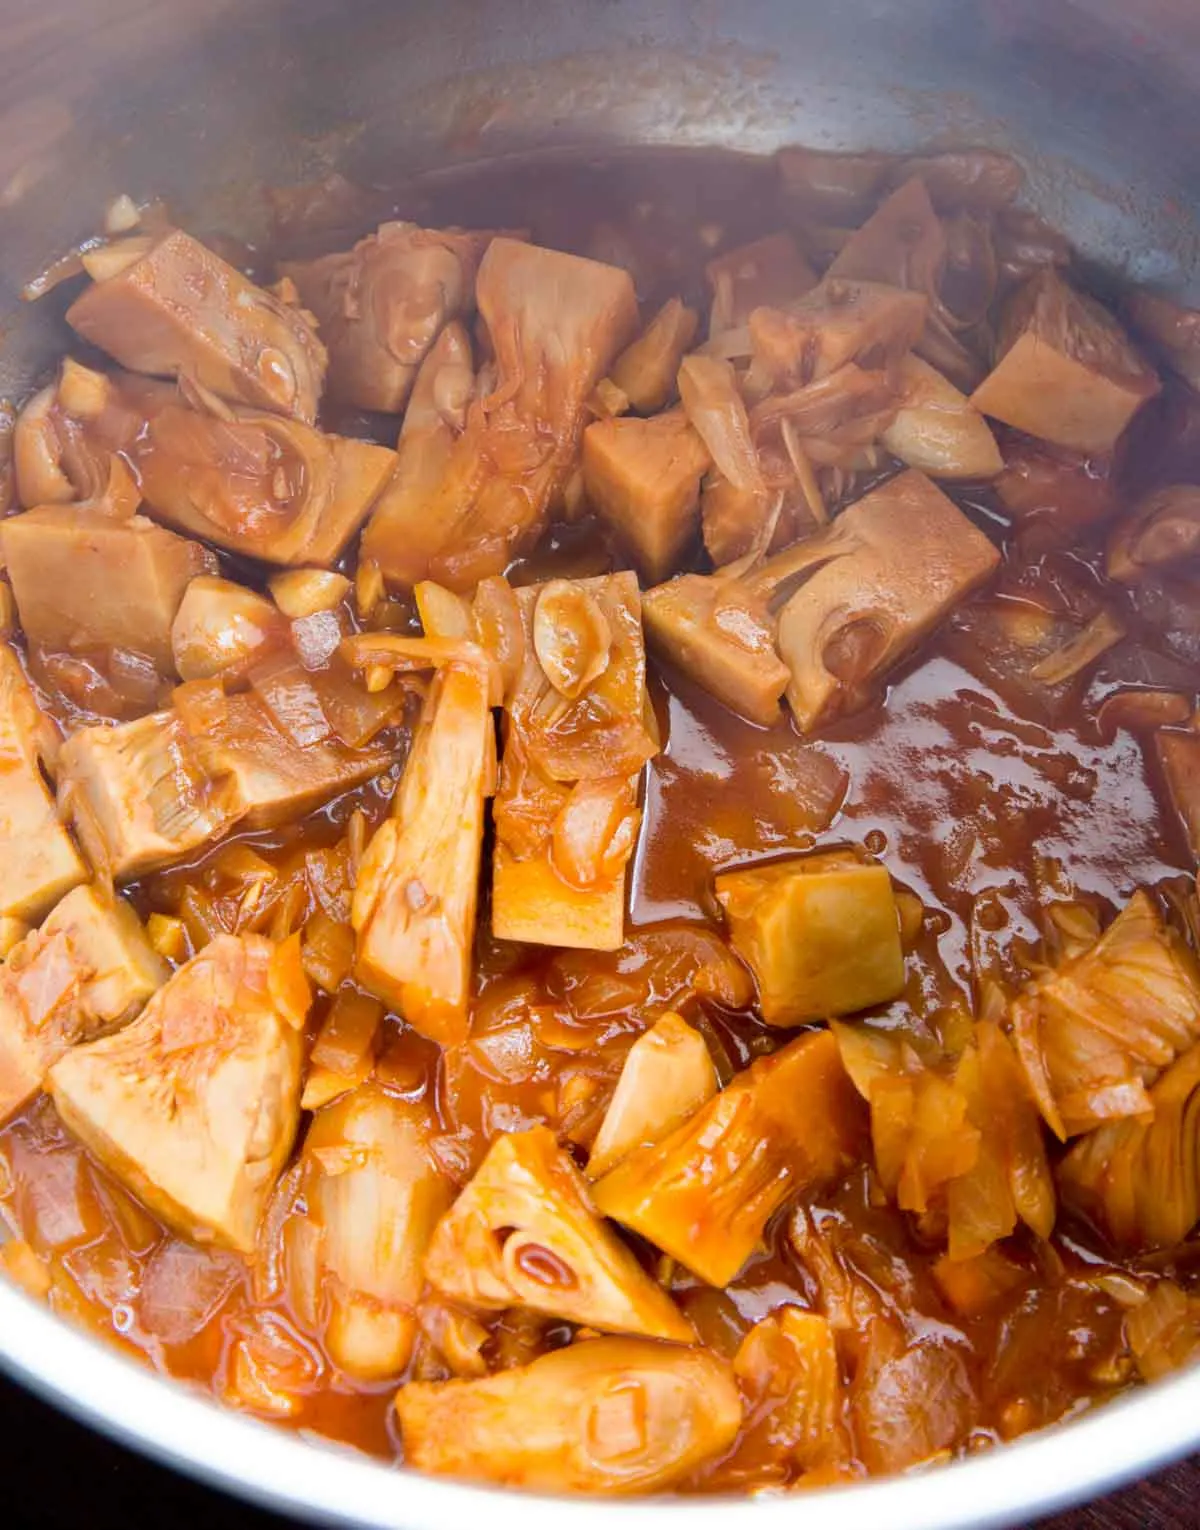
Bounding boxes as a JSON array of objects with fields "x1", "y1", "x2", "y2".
[
  {"x1": 532, "y1": 580, "x2": 612, "y2": 701},
  {"x1": 677, "y1": 354, "x2": 765, "y2": 495}
]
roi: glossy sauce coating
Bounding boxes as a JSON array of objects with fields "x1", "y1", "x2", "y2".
[{"x1": 0, "y1": 148, "x2": 1197, "y2": 1488}]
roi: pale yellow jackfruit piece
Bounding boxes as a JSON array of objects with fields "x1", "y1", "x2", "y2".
[
  {"x1": 283, "y1": 222, "x2": 492, "y2": 413},
  {"x1": 291, "y1": 1084, "x2": 453, "y2": 1379},
  {"x1": 881, "y1": 355, "x2": 1003, "y2": 480},
  {"x1": 641, "y1": 571, "x2": 790, "y2": 729},
  {"x1": 492, "y1": 571, "x2": 655, "y2": 952},
  {"x1": 59, "y1": 694, "x2": 390, "y2": 881},
  {"x1": 0, "y1": 651, "x2": 87, "y2": 922},
  {"x1": 587, "y1": 1012, "x2": 718, "y2": 1179},
  {"x1": 971, "y1": 268, "x2": 1159, "y2": 454},
  {"x1": 1011, "y1": 889, "x2": 1200, "y2": 1139},
  {"x1": 775, "y1": 469, "x2": 1000, "y2": 733},
  {"x1": 394, "y1": 1337, "x2": 742, "y2": 1493},
  {"x1": 592, "y1": 1029, "x2": 865, "y2": 1286},
  {"x1": 1, "y1": 507, "x2": 216, "y2": 673},
  {"x1": 608, "y1": 297, "x2": 699, "y2": 414},
  {"x1": 715, "y1": 851, "x2": 904, "y2": 1026},
  {"x1": 0, "y1": 884, "x2": 165, "y2": 1122},
  {"x1": 352, "y1": 659, "x2": 492, "y2": 1046},
  {"x1": 48, "y1": 933, "x2": 305, "y2": 1251},
  {"x1": 423, "y1": 1125, "x2": 693, "y2": 1342},
  {"x1": 582, "y1": 409, "x2": 710, "y2": 582},
  {"x1": 66, "y1": 227, "x2": 327, "y2": 421}
]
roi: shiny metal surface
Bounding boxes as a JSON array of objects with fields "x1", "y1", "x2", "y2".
[{"x1": 0, "y1": 0, "x2": 1198, "y2": 1523}]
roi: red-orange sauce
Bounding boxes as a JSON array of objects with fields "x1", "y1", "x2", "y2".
[{"x1": 0, "y1": 147, "x2": 1196, "y2": 1487}]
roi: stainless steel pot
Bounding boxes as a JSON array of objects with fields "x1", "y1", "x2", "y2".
[{"x1": 0, "y1": 1, "x2": 1198, "y2": 1524}]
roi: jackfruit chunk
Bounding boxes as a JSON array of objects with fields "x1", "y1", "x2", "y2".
[
  {"x1": 492, "y1": 572, "x2": 655, "y2": 952},
  {"x1": 641, "y1": 572, "x2": 790, "y2": 729},
  {"x1": 971, "y1": 269, "x2": 1160, "y2": 454},
  {"x1": 748, "y1": 280, "x2": 928, "y2": 390},
  {"x1": 1, "y1": 508, "x2": 216, "y2": 673},
  {"x1": 1058, "y1": 1039, "x2": 1200, "y2": 1251},
  {"x1": 283, "y1": 222, "x2": 492, "y2": 413},
  {"x1": 59, "y1": 694, "x2": 390, "y2": 881},
  {"x1": 775, "y1": 469, "x2": 1000, "y2": 732},
  {"x1": 66, "y1": 228, "x2": 327, "y2": 421},
  {"x1": 586, "y1": 1012, "x2": 718, "y2": 1179},
  {"x1": 289, "y1": 1084, "x2": 453, "y2": 1379},
  {"x1": 706, "y1": 232, "x2": 816, "y2": 334},
  {"x1": 592, "y1": 1030, "x2": 864, "y2": 1286},
  {"x1": 715, "y1": 851, "x2": 904, "y2": 1026},
  {"x1": 0, "y1": 884, "x2": 165, "y2": 1123},
  {"x1": 394, "y1": 1338, "x2": 742, "y2": 1494},
  {"x1": 1011, "y1": 890, "x2": 1200, "y2": 1139},
  {"x1": 136, "y1": 401, "x2": 397, "y2": 567},
  {"x1": 423, "y1": 1126, "x2": 693, "y2": 1342},
  {"x1": 609, "y1": 298, "x2": 698, "y2": 414},
  {"x1": 363, "y1": 238, "x2": 637, "y2": 591},
  {"x1": 47, "y1": 933, "x2": 305, "y2": 1251},
  {"x1": 58, "y1": 711, "x2": 238, "y2": 880},
  {"x1": 582, "y1": 410, "x2": 710, "y2": 582},
  {"x1": 352, "y1": 659, "x2": 492, "y2": 1046},
  {"x1": 0, "y1": 646, "x2": 87, "y2": 920}
]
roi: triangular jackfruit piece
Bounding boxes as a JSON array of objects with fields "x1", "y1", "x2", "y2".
[
  {"x1": 48, "y1": 933, "x2": 305, "y2": 1252},
  {"x1": 424, "y1": 1125, "x2": 693, "y2": 1342}
]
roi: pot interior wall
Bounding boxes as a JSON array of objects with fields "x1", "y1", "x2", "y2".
[{"x1": 0, "y1": 0, "x2": 1196, "y2": 400}]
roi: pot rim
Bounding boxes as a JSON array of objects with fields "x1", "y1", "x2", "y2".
[{"x1": 0, "y1": 1277, "x2": 1194, "y2": 1528}]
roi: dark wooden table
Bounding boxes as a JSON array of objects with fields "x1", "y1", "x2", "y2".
[{"x1": 1, "y1": 1375, "x2": 1195, "y2": 1530}]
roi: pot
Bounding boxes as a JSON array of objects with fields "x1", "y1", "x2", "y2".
[{"x1": 0, "y1": 1, "x2": 1198, "y2": 1524}]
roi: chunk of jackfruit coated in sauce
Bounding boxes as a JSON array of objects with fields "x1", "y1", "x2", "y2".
[
  {"x1": 715, "y1": 851, "x2": 905, "y2": 1026},
  {"x1": 283, "y1": 222, "x2": 493, "y2": 413},
  {"x1": 394, "y1": 1337, "x2": 742, "y2": 1494},
  {"x1": 586, "y1": 1011, "x2": 718, "y2": 1179},
  {"x1": 1, "y1": 507, "x2": 216, "y2": 673},
  {"x1": 775, "y1": 469, "x2": 1000, "y2": 732},
  {"x1": 582, "y1": 409, "x2": 710, "y2": 582},
  {"x1": 608, "y1": 297, "x2": 699, "y2": 415},
  {"x1": 1107, "y1": 485, "x2": 1200, "y2": 586},
  {"x1": 747, "y1": 280, "x2": 928, "y2": 390},
  {"x1": 592, "y1": 1029, "x2": 865, "y2": 1286},
  {"x1": 705, "y1": 232, "x2": 816, "y2": 335},
  {"x1": 641, "y1": 571, "x2": 790, "y2": 729},
  {"x1": 354, "y1": 322, "x2": 477, "y2": 590},
  {"x1": 363, "y1": 238, "x2": 638, "y2": 592},
  {"x1": 1011, "y1": 889, "x2": 1200, "y2": 1139},
  {"x1": 289, "y1": 1083, "x2": 453, "y2": 1379},
  {"x1": 352, "y1": 660, "x2": 492, "y2": 1046},
  {"x1": 48, "y1": 933, "x2": 305, "y2": 1251},
  {"x1": 170, "y1": 576, "x2": 286, "y2": 683},
  {"x1": 59, "y1": 695, "x2": 390, "y2": 880},
  {"x1": 66, "y1": 229, "x2": 327, "y2": 421},
  {"x1": 0, "y1": 645, "x2": 87, "y2": 920},
  {"x1": 424, "y1": 1125, "x2": 693, "y2": 1342},
  {"x1": 492, "y1": 571, "x2": 654, "y2": 952},
  {"x1": 971, "y1": 268, "x2": 1160, "y2": 454},
  {"x1": 135, "y1": 400, "x2": 397, "y2": 567},
  {"x1": 0, "y1": 884, "x2": 165, "y2": 1123}
]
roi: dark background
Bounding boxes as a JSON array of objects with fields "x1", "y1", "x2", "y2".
[{"x1": 0, "y1": 1376, "x2": 1195, "y2": 1529}]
